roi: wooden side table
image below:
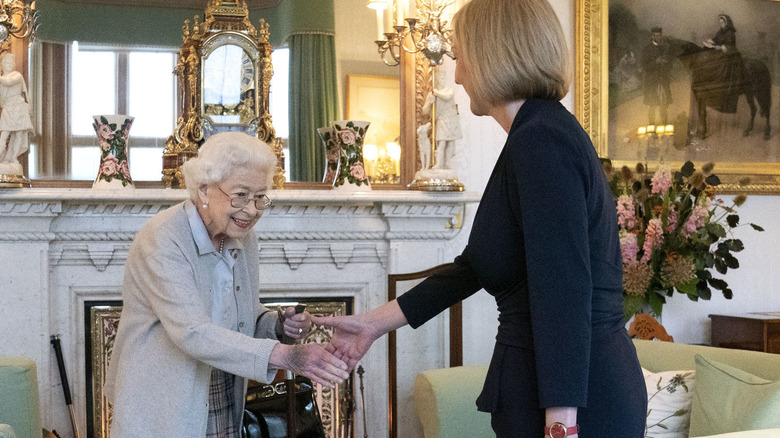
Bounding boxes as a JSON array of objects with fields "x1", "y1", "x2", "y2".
[{"x1": 709, "y1": 312, "x2": 780, "y2": 354}]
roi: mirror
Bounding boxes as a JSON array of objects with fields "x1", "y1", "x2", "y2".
[{"x1": 27, "y1": 0, "x2": 420, "y2": 188}]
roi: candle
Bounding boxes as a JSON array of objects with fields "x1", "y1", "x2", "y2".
[
  {"x1": 656, "y1": 125, "x2": 665, "y2": 135},
  {"x1": 376, "y1": 8, "x2": 384, "y2": 40},
  {"x1": 397, "y1": 0, "x2": 404, "y2": 27},
  {"x1": 666, "y1": 124, "x2": 674, "y2": 134},
  {"x1": 647, "y1": 124, "x2": 655, "y2": 133},
  {"x1": 387, "y1": 142, "x2": 401, "y2": 176},
  {"x1": 637, "y1": 126, "x2": 646, "y2": 136}
]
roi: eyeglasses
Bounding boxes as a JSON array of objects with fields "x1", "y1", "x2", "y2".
[{"x1": 217, "y1": 186, "x2": 273, "y2": 210}]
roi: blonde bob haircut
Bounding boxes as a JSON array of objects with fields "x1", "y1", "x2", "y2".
[
  {"x1": 181, "y1": 131, "x2": 276, "y2": 201},
  {"x1": 452, "y1": 0, "x2": 571, "y2": 106}
]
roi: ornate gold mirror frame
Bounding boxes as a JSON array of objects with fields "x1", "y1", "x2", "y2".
[
  {"x1": 163, "y1": 0, "x2": 285, "y2": 189},
  {"x1": 575, "y1": 0, "x2": 780, "y2": 194}
]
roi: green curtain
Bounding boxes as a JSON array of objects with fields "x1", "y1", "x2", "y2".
[{"x1": 288, "y1": 33, "x2": 339, "y2": 182}]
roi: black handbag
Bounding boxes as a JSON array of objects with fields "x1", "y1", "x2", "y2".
[{"x1": 242, "y1": 376, "x2": 326, "y2": 438}]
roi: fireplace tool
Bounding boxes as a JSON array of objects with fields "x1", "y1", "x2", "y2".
[
  {"x1": 278, "y1": 303, "x2": 307, "y2": 438},
  {"x1": 357, "y1": 365, "x2": 367, "y2": 438},
  {"x1": 51, "y1": 335, "x2": 81, "y2": 438}
]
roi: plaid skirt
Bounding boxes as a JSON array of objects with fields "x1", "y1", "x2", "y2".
[{"x1": 206, "y1": 368, "x2": 240, "y2": 438}]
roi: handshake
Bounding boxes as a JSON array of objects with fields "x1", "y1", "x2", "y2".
[{"x1": 269, "y1": 301, "x2": 404, "y2": 388}]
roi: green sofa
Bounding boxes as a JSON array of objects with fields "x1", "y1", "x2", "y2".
[
  {"x1": 413, "y1": 339, "x2": 780, "y2": 438},
  {"x1": 0, "y1": 357, "x2": 42, "y2": 438}
]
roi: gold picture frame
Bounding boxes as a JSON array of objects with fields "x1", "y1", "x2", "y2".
[
  {"x1": 86, "y1": 302, "x2": 122, "y2": 438},
  {"x1": 576, "y1": 0, "x2": 780, "y2": 194}
]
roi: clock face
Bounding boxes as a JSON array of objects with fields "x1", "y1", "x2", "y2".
[{"x1": 241, "y1": 56, "x2": 254, "y2": 92}]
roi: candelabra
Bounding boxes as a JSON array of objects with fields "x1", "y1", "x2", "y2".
[
  {"x1": 0, "y1": 0, "x2": 37, "y2": 44},
  {"x1": 372, "y1": 0, "x2": 454, "y2": 67},
  {"x1": 637, "y1": 124, "x2": 675, "y2": 160}
]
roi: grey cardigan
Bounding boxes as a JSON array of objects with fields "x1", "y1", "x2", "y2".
[{"x1": 104, "y1": 200, "x2": 279, "y2": 437}]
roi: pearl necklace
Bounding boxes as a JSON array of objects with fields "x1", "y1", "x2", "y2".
[{"x1": 218, "y1": 237, "x2": 225, "y2": 253}]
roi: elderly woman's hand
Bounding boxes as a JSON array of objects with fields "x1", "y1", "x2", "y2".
[
  {"x1": 278, "y1": 307, "x2": 313, "y2": 340},
  {"x1": 269, "y1": 343, "x2": 350, "y2": 388}
]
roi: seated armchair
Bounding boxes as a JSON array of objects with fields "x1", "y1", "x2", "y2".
[{"x1": 0, "y1": 357, "x2": 42, "y2": 438}]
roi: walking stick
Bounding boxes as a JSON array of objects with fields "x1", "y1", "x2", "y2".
[{"x1": 51, "y1": 335, "x2": 81, "y2": 438}]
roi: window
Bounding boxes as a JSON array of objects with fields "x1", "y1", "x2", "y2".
[
  {"x1": 69, "y1": 43, "x2": 177, "y2": 181},
  {"x1": 31, "y1": 42, "x2": 290, "y2": 182}
]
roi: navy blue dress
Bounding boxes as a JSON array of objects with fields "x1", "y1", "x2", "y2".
[{"x1": 397, "y1": 98, "x2": 646, "y2": 437}]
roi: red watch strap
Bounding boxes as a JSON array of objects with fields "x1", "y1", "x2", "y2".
[{"x1": 544, "y1": 422, "x2": 579, "y2": 438}]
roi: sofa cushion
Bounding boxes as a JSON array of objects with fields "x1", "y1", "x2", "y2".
[
  {"x1": 642, "y1": 367, "x2": 694, "y2": 438},
  {"x1": 689, "y1": 355, "x2": 780, "y2": 437}
]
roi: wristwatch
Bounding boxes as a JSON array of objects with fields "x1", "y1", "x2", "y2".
[{"x1": 545, "y1": 422, "x2": 579, "y2": 438}]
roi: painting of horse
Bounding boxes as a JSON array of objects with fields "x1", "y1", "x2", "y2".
[{"x1": 676, "y1": 40, "x2": 772, "y2": 141}]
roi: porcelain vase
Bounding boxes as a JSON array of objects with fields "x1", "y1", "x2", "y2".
[
  {"x1": 318, "y1": 120, "x2": 371, "y2": 190},
  {"x1": 92, "y1": 115, "x2": 135, "y2": 189}
]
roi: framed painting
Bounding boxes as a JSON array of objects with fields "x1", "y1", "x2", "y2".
[
  {"x1": 346, "y1": 74, "x2": 401, "y2": 185},
  {"x1": 85, "y1": 301, "x2": 123, "y2": 438},
  {"x1": 576, "y1": 0, "x2": 780, "y2": 194}
]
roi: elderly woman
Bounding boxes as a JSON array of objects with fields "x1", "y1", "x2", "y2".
[
  {"x1": 105, "y1": 132, "x2": 348, "y2": 437},
  {"x1": 317, "y1": 0, "x2": 646, "y2": 437}
]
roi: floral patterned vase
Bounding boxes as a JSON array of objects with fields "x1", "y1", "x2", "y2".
[
  {"x1": 318, "y1": 120, "x2": 371, "y2": 190},
  {"x1": 92, "y1": 115, "x2": 134, "y2": 189}
]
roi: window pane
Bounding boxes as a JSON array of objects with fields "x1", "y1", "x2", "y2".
[
  {"x1": 129, "y1": 147, "x2": 164, "y2": 181},
  {"x1": 71, "y1": 44, "x2": 116, "y2": 136},
  {"x1": 71, "y1": 146, "x2": 101, "y2": 180},
  {"x1": 270, "y1": 48, "x2": 289, "y2": 139},
  {"x1": 128, "y1": 52, "x2": 176, "y2": 137}
]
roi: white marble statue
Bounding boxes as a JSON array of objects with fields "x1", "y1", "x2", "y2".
[
  {"x1": 0, "y1": 53, "x2": 34, "y2": 166},
  {"x1": 421, "y1": 67, "x2": 462, "y2": 170},
  {"x1": 417, "y1": 122, "x2": 431, "y2": 170}
]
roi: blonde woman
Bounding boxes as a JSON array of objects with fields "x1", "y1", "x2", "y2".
[
  {"x1": 317, "y1": 0, "x2": 646, "y2": 436},
  {"x1": 0, "y1": 53, "x2": 33, "y2": 164}
]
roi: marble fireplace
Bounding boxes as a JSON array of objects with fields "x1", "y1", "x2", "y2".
[{"x1": 0, "y1": 188, "x2": 479, "y2": 437}]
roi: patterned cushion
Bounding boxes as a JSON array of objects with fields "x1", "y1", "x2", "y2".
[{"x1": 642, "y1": 367, "x2": 695, "y2": 438}]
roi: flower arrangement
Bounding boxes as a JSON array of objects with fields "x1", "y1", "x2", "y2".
[{"x1": 604, "y1": 159, "x2": 764, "y2": 320}]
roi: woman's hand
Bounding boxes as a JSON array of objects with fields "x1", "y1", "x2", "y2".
[
  {"x1": 269, "y1": 343, "x2": 350, "y2": 388},
  {"x1": 280, "y1": 307, "x2": 313, "y2": 340},
  {"x1": 313, "y1": 313, "x2": 382, "y2": 372}
]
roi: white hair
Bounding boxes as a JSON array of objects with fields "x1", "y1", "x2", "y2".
[{"x1": 181, "y1": 132, "x2": 277, "y2": 200}]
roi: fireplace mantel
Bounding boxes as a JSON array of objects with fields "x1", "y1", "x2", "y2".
[{"x1": 0, "y1": 188, "x2": 480, "y2": 437}]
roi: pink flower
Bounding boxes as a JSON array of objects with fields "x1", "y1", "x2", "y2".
[
  {"x1": 681, "y1": 201, "x2": 709, "y2": 238},
  {"x1": 651, "y1": 164, "x2": 672, "y2": 194},
  {"x1": 326, "y1": 143, "x2": 340, "y2": 162},
  {"x1": 100, "y1": 140, "x2": 110, "y2": 151},
  {"x1": 620, "y1": 230, "x2": 639, "y2": 263},
  {"x1": 666, "y1": 207, "x2": 678, "y2": 233},
  {"x1": 95, "y1": 123, "x2": 115, "y2": 142},
  {"x1": 338, "y1": 127, "x2": 357, "y2": 146},
  {"x1": 641, "y1": 218, "x2": 664, "y2": 262},
  {"x1": 616, "y1": 195, "x2": 636, "y2": 229},
  {"x1": 119, "y1": 160, "x2": 131, "y2": 180},
  {"x1": 350, "y1": 162, "x2": 367, "y2": 181},
  {"x1": 99, "y1": 155, "x2": 119, "y2": 177}
]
